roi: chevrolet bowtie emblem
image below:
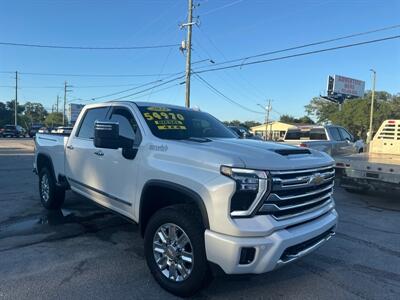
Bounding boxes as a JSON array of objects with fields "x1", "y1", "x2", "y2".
[{"x1": 309, "y1": 173, "x2": 324, "y2": 185}]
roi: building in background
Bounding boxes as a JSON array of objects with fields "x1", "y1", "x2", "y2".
[
  {"x1": 250, "y1": 121, "x2": 296, "y2": 141},
  {"x1": 67, "y1": 103, "x2": 85, "y2": 126}
]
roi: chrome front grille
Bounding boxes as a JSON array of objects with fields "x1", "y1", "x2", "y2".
[{"x1": 258, "y1": 165, "x2": 335, "y2": 220}]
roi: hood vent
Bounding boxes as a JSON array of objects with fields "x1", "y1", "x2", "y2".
[{"x1": 273, "y1": 149, "x2": 311, "y2": 156}]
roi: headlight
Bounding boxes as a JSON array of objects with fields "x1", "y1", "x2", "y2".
[{"x1": 221, "y1": 166, "x2": 270, "y2": 217}]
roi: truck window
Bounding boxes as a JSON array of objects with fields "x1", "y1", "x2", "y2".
[
  {"x1": 309, "y1": 128, "x2": 327, "y2": 140},
  {"x1": 328, "y1": 127, "x2": 342, "y2": 141},
  {"x1": 108, "y1": 107, "x2": 138, "y2": 140},
  {"x1": 285, "y1": 130, "x2": 310, "y2": 140},
  {"x1": 337, "y1": 127, "x2": 352, "y2": 141},
  {"x1": 76, "y1": 107, "x2": 108, "y2": 139}
]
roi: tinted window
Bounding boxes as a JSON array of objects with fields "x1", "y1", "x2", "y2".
[
  {"x1": 138, "y1": 105, "x2": 236, "y2": 140},
  {"x1": 338, "y1": 127, "x2": 352, "y2": 141},
  {"x1": 4, "y1": 125, "x2": 15, "y2": 130},
  {"x1": 328, "y1": 127, "x2": 342, "y2": 141},
  {"x1": 77, "y1": 107, "x2": 108, "y2": 139},
  {"x1": 285, "y1": 130, "x2": 309, "y2": 140},
  {"x1": 108, "y1": 107, "x2": 138, "y2": 140},
  {"x1": 309, "y1": 128, "x2": 327, "y2": 140}
]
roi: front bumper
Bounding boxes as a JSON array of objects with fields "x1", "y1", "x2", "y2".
[{"x1": 205, "y1": 209, "x2": 337, "y2": 274}]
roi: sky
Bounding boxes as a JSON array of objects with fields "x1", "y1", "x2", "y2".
[{"x1": 0, "y1": 0, "x2": 399, "y2": 123}]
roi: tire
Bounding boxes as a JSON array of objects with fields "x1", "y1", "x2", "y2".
[
  {"x1": 144, "y1": 205, "x2": 211, "y2": 297},
  {"x1": 39, "y1": 167, "x2": 65, "y2": 209}
]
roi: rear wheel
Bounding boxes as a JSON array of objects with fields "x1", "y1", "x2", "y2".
[
  {"x1": 39, "y1": 167, "x2": 65, "y2": 209},
  {"x1": 144, "y1": 205, "x2": 210, "y2": 297}
]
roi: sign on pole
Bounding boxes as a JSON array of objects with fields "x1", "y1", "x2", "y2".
[{"x1": 332, "y1": 75, "x2": 365, "y2": 98}]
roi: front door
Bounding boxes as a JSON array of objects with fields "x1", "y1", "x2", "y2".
[{"x1": 92, "y1": 105, "x2": 142, "y2": 216}]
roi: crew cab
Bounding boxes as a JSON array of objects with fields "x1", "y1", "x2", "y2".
[
  {"x1": 283, "y1": 125, "x2": 364, "y2": 157},
  {"x1": 34, "y1": 101, "x2": 338, "y2": 296}
]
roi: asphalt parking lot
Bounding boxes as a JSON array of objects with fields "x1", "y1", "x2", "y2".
[{"x1": 0, "y1": 138, "x2": 399, "y2": 299}]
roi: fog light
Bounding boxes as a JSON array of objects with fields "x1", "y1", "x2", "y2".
[{"x1": 239, "y1": 247, "x2": 256, "y2": 265}]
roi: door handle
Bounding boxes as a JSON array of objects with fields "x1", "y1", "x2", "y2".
[
  {"x1": 67, "y1": 145, "x2": 74, "y2": 150},
  {"x1": 94, "y1": 150, "x2": 104, "y2": 156}
]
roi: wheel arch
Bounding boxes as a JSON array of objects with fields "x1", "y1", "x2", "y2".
[
  {"x1": 36, "y1": 153, "x2": 57, "y2": 183},
  {"x1": 139, "y1": 180, "x2": 210, "y2": 237}
]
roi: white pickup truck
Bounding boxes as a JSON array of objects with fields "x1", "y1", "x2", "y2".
[{"x1": 34, "y1": 101, "x2": 337, "y2": 296}]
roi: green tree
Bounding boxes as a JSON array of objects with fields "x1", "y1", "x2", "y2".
[
  {"x1": 243, "y1": 121, "x2": 261, "y2": 129},
  {"x1": 279, "y1": 114, "x2": 315, "y2": 124},
  {"x1": 304, "y1": 91, "x2": 400, "y2": 139},
  {"x1": 0, "y1": 102, "x2": 13, "y2": 127},
  {"x1": 24, "y1": 102, "x2": 48, "y2": 124},
  {"x1": 45, "y1": 112, "x2": 63, "y2": 127}
]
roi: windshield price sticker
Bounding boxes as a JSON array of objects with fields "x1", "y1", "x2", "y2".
[{"x1": 143, "y1": 108, "x2": 187, "y2": 130}]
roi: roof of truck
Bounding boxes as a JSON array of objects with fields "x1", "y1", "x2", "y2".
[{"x1": 108, "y1": 100, "x2": 199, "y2": 111}]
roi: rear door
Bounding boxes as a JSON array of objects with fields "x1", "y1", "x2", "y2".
[
  {"x1": 65, "y1": 106, "x2": 109, "y2": 196},
  {"x1": 327, "y1": 126, "x2": 348, "y2": 156}
]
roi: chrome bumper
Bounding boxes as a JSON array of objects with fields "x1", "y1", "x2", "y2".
[{"x1": 205, "y1": 209, "x2": 338, "y2": 274}]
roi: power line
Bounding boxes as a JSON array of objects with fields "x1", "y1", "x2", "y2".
[
  {"x1": 194, "y1": 35, "x2": 400, "y2": 74},
  {"x1": 111, "y1": 75, "x2": 186, "y2": 101},
  {"x1": 0, "y1": 41, "x2": 180, "y2": 50},
  {"x1": 91, "y1": 80, "x2": 163, "y2": 101},
  {"x1": 0, "y1": 71, "x2": 182, "y2": 78},
  {"x1": 194, "y1": 24, "x2": 400, "y2": 70},
  {"x1": 201, "y1": 0, "x2": 244, "y2": 16},
  {"x1": 125, "y1": 83, "x2": 181, "y2": 101},
  {"x1": 193, "y1": 73, "x2": 264, "y2": 115}
]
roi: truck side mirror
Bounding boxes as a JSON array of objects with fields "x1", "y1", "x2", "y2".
[{"x1": 94, "y1": 121, "x2": 120, "y2": 149}]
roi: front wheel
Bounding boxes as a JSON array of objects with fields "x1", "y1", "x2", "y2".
[
  {"x1": 39, "y1": 167, "x2": 65, "y2": 209},
  {"x1": 144, "y1": 205, "x2": 211, "y2": 297}
]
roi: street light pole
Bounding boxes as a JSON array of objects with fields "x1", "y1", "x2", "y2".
[
  {"x1": 14, "y1": 71, "x2": 18, "y2": 126},
  {"x1": 367, "y1": 69, "x2": 376, "y2": 144},
  {"x1": 258, "y1": 100, "x2": 272, "y2": 140}
]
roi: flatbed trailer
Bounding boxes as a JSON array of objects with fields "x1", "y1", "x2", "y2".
[{"x1": 336, "y1": 120, "x2": 400, "y2": 191}]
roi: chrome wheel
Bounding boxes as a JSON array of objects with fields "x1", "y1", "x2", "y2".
[
  {"x1": 153, "y1": 223, "x2": 194, "y2": 282},
  {"x1": 41, "y1": 173, "x2": 50, "y2": 202}
]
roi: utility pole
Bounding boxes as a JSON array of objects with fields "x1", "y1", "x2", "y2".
[
  {"x1": 63, "y1": 81, "x2": 73, "y2": 126},
  {"x1": 184, "y1": 0, "x2": 194, "y2": 108},
  {"x1": 56, "y1": 95, "x2": 59, "y2": 113},
  {"x1": 258, "y1": 100, "x2": 272, "y2": 140},
  {"x1": 14, "y1": 71, "x2": 18, "y2": 126},
  {"x1": 367, "y1": 69, "x2": 376, "y2": 144}
]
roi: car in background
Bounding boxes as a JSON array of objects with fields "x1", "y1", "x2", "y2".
[
  {"x1": 2, "y1": 124, "x2": 26, "y2": 138},
  {"x1": 282, "y1": 125, "x2": 364, "y2": 157},
  {"x1": 51, "y1": 126, "x2": 73, "y2": 135},
  {"x1": 29, "y1": 124, "x2": 44, "y2": 138},
  {"x1": 229, "y1": 126, "x2": 263, "y2": 140}
]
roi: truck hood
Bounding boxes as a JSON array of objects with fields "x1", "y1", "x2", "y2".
[{"x1": 202, "y1": 138, "x2": 334, "y2": 171}]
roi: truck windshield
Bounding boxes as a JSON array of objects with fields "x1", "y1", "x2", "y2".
[{"x1": 138, "y1": 105, "x2": 236, "y2": 140}]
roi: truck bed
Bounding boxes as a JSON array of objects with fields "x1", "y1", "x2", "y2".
[
  {"x1": 337, "y1": 152, "x2": 400, "y2": 168},
  {"x1": 336, "y1": 152, "x2": 400, "y2": 186},
  {"x1": 34, "y1": 133, "x2": 68, "y2": 180}
]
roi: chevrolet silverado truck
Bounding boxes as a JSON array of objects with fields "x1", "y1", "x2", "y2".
[
  {"x1": 283, "y1": 125, "x2": 364, "y2": 156},
  {"x1": 34, "y1": 101, "x2": 338, "y2": 296}
]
